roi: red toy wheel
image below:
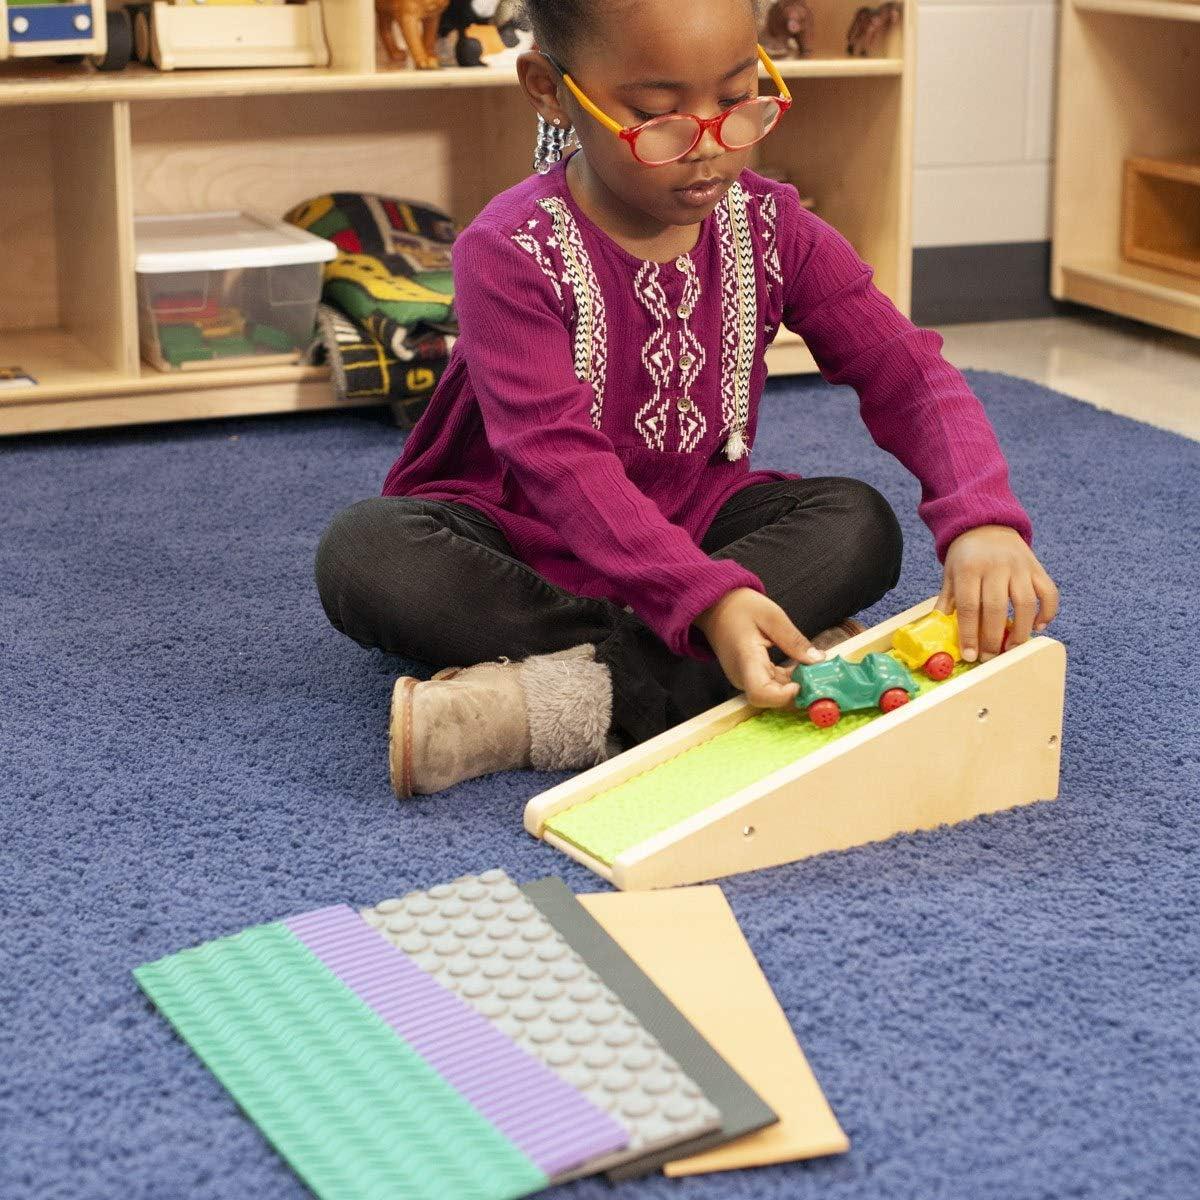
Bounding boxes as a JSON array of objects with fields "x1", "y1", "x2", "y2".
[
  {"x1": 879, "y1": 688, "x2": 910, "y2": 713},
  {"x1": 808, "y1": 699, "x2": 841, "y2": 728},
  {"x1": 924, "y1": 651, "x2": 954, "y2": 681}
]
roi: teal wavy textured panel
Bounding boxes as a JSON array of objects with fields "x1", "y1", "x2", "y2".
[{"x1": 134, "y1": 921, "x2": 548, "y2": 1200}]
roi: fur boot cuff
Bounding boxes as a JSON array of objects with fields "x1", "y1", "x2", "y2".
[{"x1": 518, "y1": 649, "x2": 613, "y2": 771}]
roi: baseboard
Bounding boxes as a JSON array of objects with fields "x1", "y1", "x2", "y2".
[{"x1": 912, "y1": 240, "x2": 1075, "y2": 326}]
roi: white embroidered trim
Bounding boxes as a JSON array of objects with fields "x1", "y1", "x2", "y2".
[
  {"x1": 633, "y1": 261, "x2": 673, "y2": 451},
  {"x1": 674, "y1": 254, "x2": 707, "y2": 453},
  {"x1": 714, "y1": 181, "x2": 757, "y2": 460},
  {"x1": 512, "y1": 198, "x2": 609, "y2": 429},
  {"x1": 508, "y1": 184, "x2": 769, "y2": 453},
  {"x1": 511, "y1": 227, "x2": 563, "y2": 307},
  {"x1": 760, "y1": 191, "x2": 783, "y2": 288}
]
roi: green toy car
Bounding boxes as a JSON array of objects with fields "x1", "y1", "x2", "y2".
[{"x1": 792, "y1": 651, "x2": 920, "y2": 728}]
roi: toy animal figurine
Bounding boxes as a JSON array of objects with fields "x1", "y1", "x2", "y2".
[
  {"x1": 761, "y1": 1, "x2": 814, "y2": 58},
  {"x1": 438, "y1": 0, "x2": 527, "y2": 66},
  {"x1": 494, "y1": 0, "x2": 531, "y2": 47},
  {"x1": 376, "y1": 0, "x2": 450, "y2": 69},
  {"x1": 846, "y1": 2, "x2": 902, "y2": 57}
]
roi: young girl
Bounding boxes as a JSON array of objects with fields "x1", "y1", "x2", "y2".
[{"x1": 316, "y1": 0, "x2": 1060, "y2": 799}]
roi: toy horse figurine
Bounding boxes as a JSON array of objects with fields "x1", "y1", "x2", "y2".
[
  {"x1": 846, "y1": 1, "x2": 902, "y2": 56},
  {"x1": 376, "y1": 0, "x2": 450, "y2": 68},
  {"x1": 761, "y1": 1, "x2": 814, "y2": 59}
]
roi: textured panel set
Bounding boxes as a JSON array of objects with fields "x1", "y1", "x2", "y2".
[{"x1": 135, "y1": 870, "x2": 778, "y2": 1200}]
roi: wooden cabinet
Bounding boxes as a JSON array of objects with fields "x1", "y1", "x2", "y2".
[
  {"x1": 0, "y1": 0, "x2": 915, "y2": 435},
  {"x1": 1051, "y1": 0, "x2": 1200, "y2": 338}
]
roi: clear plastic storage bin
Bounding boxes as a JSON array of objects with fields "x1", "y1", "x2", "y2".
[{"x1": 134, "y1": 211, "x2": 337, "y2": 372}]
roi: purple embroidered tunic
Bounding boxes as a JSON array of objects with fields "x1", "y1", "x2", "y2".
[{"x1": 382, "y1": 150, "x2": 1032, "y2": 659}]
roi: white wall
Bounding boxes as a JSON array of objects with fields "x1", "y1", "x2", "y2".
[{"x1": 913, "y1": 0, "x2": 1059, "y2": 248}]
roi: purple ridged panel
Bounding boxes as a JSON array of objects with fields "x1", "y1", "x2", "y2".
[{"x1": 284, "y1": 905, "x2": 627, "y2": 1177}]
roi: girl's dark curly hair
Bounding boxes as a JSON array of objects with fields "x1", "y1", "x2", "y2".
[
  {"x1": 521, "y1": 0, "x2": 763, "y2": 70},
  {"x1": 519, "y1": 0, "x2": 605, "y2": 67}
]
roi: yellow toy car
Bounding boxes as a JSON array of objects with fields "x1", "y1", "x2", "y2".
[
  {"x1": 891, "y1": 609, "x2": 962, "y2": 681},
  {"x1": 892, "y1": 608, "x2": 1013, "y2": 680}
]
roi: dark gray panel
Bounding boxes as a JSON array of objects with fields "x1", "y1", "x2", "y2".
[{"x1": 520, "y1": 877, "x2": 778, "y2": 1182}]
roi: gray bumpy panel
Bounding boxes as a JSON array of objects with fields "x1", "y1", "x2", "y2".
[{"x1": 361, "y1": 869, "x2": 721, "y2": 1175}]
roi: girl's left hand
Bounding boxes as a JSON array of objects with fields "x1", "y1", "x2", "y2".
[{"x1": 937, "y1": 525, "x2": 1060, "y2": 662}]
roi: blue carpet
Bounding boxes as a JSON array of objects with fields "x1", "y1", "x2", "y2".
[{"x1": 2, "y1": 370, "x2": 1197, "y2": 1200}]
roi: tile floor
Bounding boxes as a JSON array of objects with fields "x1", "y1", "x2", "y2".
[{"x1": 932, "y1": 310, "x2": 1200, "y2": 442}]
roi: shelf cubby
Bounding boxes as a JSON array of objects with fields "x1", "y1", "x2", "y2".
[{"x1": 0, "y1": 102, "x2": 138, "y2": 404}]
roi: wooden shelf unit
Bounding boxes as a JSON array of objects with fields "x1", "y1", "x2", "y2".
[
  {"x1": 1051, "y1": 0, "x2": 1200, "y2": 338},
  {"x1": 0, "y1": 0, "x2": 915, "y2": 435}
]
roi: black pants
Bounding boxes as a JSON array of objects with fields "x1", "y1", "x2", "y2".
[{"x1": 315, "y1": 477, "x2": 903, "y2": 747}]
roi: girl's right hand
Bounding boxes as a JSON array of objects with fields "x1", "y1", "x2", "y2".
[{"x1": 693, "y1": 587, "x2": 824, "y2": 709}]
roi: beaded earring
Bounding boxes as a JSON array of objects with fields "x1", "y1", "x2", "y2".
[{"x1": 534, "y1": 114, "x2": 572, "y2": 175}]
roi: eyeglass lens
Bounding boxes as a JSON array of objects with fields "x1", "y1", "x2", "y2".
[{"x1": 636, "y1": 98, "x2": 783, "y2": 163}]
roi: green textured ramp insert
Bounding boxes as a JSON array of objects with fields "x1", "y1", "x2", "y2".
[
  {"x1": 134, "y1": 921, "x2": 547, "y2": 1200},
  {"x1": 546, "y1": 665, "x2": 972, "y2": 866}
]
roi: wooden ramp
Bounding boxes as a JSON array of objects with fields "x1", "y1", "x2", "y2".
[{"x1": 524, "y1": 597, "x2": 1067, "y2": 891}]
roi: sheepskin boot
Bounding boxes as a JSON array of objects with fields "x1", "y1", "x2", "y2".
[
  {"x1": 811, "y1": 616, "x2": 867, "y2": 651},
  {"x1": 389, "y1": 644, "x2": 615, "y2": 799}
]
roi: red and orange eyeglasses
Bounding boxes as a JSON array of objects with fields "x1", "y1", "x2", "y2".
[{"x1": 539, "y1": 44, "x2": 793, "y2": 167}]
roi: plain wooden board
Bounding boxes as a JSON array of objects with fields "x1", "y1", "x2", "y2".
[
  {"x1": 578, "y1": 887, "x2": 849, "y2": 1175},
  {"x1": 0, "y1": 329, "x2": 120, "y2": 398},
  {"x1": 1060, "y1": 260, "x2": 1200, "y2": 338},
  {"x1": 0, "y1": 49, "x2": 903, "y2": 106},
  {"x1": 0, "y1": 107, "x2": 60, "y2": 333},
  {"x1": 1075, "y1": 0, "x2": 1200, "y2": 20},
  {"x1": 0, "y1": 375, "x2": 339, "y2": 435},
  {"x1": 54, "y1": 101, "x2": 140, "y2": 375}
]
